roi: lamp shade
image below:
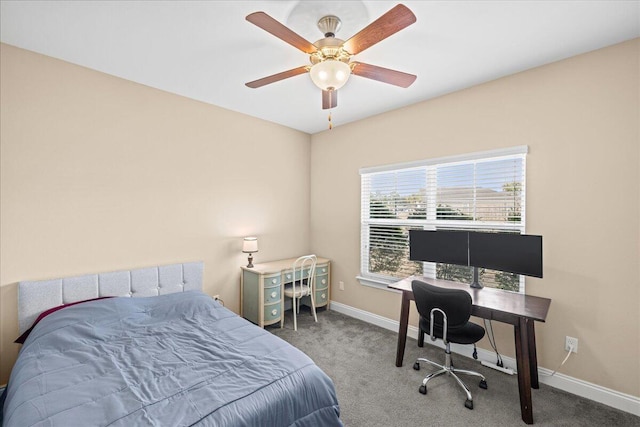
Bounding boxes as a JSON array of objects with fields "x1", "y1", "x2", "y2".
[
  {"x1": 309, "y1": 60, "x2": 351, "y2": 91},
  {"x1": 242, "y1": 237, "x2": 258, "y2": 253}
]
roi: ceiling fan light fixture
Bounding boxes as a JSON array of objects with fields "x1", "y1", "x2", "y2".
[{"x1": 309, "y1": 60, "x2": 351, "y2": 91}]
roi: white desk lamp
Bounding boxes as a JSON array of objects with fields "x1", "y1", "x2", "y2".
[{"x1": 242, "y1": 237, "x2": 258, "y2": 268}]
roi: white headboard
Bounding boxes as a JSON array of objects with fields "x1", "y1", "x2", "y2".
[{"x1": 18, "y1": 261, "x2": 203, "y2": 334}]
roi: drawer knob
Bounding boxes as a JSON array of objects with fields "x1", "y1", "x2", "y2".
[
  {"x1": 271, "y1": 309, "x2": 278, "y2": 316},
  {"x1": 321, "y1": 279, "x2": 326, "y2": 285},
  {"x1": 271, "y1": 279, "x2": 277, "y2": 284},
  {"x1": 322, "y1": 268, "x2": 326, "y2": 273},
  {"x1": 270, "y1": 291, "x2": 277, "y2": 299},
  {"x1": 286, "y1": 274, "x2": 291, "y2": 279},
  {"x1": 321, "y1": 293, "x2": 326, "y2": 299}
]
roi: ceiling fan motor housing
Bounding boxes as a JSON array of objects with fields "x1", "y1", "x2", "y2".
[
  {"x1": 311, "y1": 37, "x2": 350, "y2": 65},
  {"x1": 317, "y1": 15, "x2": 341, "y2": 38},
  {"x1": 311, "y1": 14, "x2": 351, "y2": 66}
]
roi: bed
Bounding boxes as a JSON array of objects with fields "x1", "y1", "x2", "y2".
[{"x1": 2, "y1": 262, "x2": 342, "y2": 426}]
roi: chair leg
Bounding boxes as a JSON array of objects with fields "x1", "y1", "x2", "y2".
[
  {"x1": 416, "y1": 357, "x2": 444, "y2": 371},
  {"x1": 452, "y1": 368, "x2": 486, "y2": 382},
  {"x1": 309, "y1": 291, "x2": 318, "y2": 323},
  {"x1": 415, "y1": 344, "x2": 487, "y2": 410},
  {"x1": 450, "y1": 371, "x2": 474, "y2": 402},
  {"x1": 423, "y1": 368, "x2": 447, "y2": 386},
  {"x1": 292, "y1": 296, "x2": 298, "y2": 331}
]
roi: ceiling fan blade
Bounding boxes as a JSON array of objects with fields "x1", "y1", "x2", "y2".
[
  {"x1": 246, "y1": 12, "x2": 317, "y2": 54},
  {"x1": 245, "y1": 66, "x2": 309, "y2": 89},
  {"x1": 322, "y1": 90, "x2": 338, "y2": 110},
  {"x1": 342, "y1": 4, "x2": 416, "y2": 55},
  {"x1": 351, "y1": 62, "x2": 416, "y2": 88}
]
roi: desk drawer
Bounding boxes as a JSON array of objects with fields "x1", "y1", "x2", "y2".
[
  {"x1": 264, "y1": 302, "x2": 281, "y2": 322},
  {"x1": 317, "y1": 264, "x2": 329, "y2": 275},
  {"x1": 316, "y1": 274, "x2": 329, "y2": 289},
  {"x1": 283, "y1": 269, "x2": 313, "y2": 283},
  {"x1": 315, "y1": 289, "x2": 328, "y2": 307},
  {"x1": 264, "y1": 274, "x2": 281, "y2": 287},
  {"x1": 264, "y1": 285, "x2": 281, "y2": 303}
]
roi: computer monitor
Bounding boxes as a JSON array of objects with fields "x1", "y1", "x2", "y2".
[
  {"x1": 409, "y1": 230, "x2": 469, "y2": 266},
  {"x1": 468, "y1": 232, "x2": 543, "y2": 278}
]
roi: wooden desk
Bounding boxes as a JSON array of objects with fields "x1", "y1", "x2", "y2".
[
  {"x1": 389, "y1": 276, "x2": 551, "y2": 425},
  {"x1": 240, "y1": 257, "x2": 331, "y2": 327}
]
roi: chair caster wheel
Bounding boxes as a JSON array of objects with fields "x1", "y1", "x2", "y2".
[
  {"x1": 413, "y1": 362, "x2": 420, "y2": 371},
  {"x1": 479, "y1": 379, "x2": 488, "y2": 389},
  {"x1": 419, "y1": 385, "x2": 427, "y2": 395},
  {"x1": 465, "y1": 399, "x2": 473, "y2": 410}
]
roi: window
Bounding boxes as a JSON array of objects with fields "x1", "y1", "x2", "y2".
[{"x1": 359, "y1": 146, "x2": 527, "y2": 292}]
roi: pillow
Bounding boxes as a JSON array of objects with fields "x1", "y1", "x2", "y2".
[{"x1": 15, "y1": 296, "x2": 114, "y2": 344}]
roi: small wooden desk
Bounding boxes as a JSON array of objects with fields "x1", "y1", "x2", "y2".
[
  {"x1": 389, "y1": 276, "x2": 551, "y2": 425},
  {"x1": 240, "y1": 257, "x2": 331, "y2": 328}
]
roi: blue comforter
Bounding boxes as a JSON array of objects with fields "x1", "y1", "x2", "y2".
[{"x1": 2, "y1": 291, "x2": 342, "y2": 426}]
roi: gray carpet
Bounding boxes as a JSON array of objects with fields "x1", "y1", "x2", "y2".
[{"x1": 269, "y1": 308, "x2": 639, "y2": 427}]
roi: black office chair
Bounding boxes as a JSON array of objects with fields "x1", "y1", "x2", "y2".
[{"x1": 411, "y1": 279, "x2": 488, "y2": 409}]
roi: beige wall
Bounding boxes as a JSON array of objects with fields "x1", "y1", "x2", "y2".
[
  {"x1": 0, "y1": 43, "x2": 312, "y2": 383},
  {"x1": 310, "y1": 39, "x2": 639, "y2": 396},
  {"x1": 1, "y1": 39, "x2": 638, "y2": 399}
]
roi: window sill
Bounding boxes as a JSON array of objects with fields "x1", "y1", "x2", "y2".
[{"x1": 356, "y1": 275, "x2": 402, "y2": 293}]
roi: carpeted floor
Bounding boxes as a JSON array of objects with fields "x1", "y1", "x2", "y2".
[{"x1": 269, "y1": 308, "x2": 639, "y2": 427}]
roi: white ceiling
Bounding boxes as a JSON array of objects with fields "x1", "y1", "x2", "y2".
[{"x1": 1, "y1": 1, "x2": 638, "y2": 134}]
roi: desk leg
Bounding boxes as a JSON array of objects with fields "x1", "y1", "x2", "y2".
[
  {"x1": 514, "y1": 317, "x2": 534, "y2": 424},
  {"x1": 528, "y1": 320, "x2": 539, "y2": 389},
  {"x1": 395, "y1": 290, "x2": 411, "y2": 367}
]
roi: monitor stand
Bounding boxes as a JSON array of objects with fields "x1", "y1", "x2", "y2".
[{"x1": 470, "y1": 267, "x2": 483, "y2": 289}]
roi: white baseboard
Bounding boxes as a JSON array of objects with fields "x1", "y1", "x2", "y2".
[{"x1": 329, "y1": 300, "x2": 640, "y2": 417}]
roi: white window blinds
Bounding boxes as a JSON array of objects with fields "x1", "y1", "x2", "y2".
[{"x1": 360, "y1": 146, "x2": 527, "y2": 289}]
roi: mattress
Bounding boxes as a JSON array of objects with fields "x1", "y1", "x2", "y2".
[{"x1": 2, "y1": 291, "x2": 342, "y2": 426}]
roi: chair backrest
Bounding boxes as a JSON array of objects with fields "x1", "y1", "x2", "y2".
[
  {"x1": 292, "y1": 255, "x2": 317, "y2": 295},
  {"x1": 411, "y1": 280, "x2": 473, "y2": 332}
]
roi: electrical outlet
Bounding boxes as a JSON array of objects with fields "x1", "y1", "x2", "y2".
[
  {"x1": 339, "y1": 281, "x2": 345, "y2": 291},
  {"x1": 565, "y1": 336, "x2": 578, "y2": 353},
  {"x1": 212, "y1": 294, "x2": 220, "y2": 301}
]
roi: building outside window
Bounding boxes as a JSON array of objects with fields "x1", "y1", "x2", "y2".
[{"x1": 359, "y1": 146, "x2": 527, "y2": 292}]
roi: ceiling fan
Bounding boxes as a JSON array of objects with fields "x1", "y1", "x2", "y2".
[{"x1": 245, "y1": 4, "x2": 417, "y2": 111}]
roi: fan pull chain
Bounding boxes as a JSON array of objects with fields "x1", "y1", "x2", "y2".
[{"x1": 328, "y1": 111, "x2": 333, "y2": 130}]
